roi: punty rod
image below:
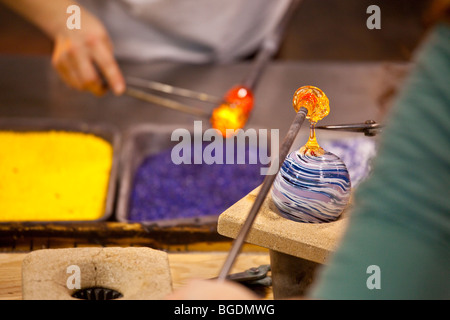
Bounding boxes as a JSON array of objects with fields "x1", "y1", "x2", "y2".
[
  {"x1": 242, "y1": 0, "x2": 302, "y2": 91},
  {"x1": 217, "y1": 106, "x2": 308, "y2": 281}
]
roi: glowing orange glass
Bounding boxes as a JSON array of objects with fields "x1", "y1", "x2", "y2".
[
  {"x1": 224, "y1": 85, "x2": 254, "y2": 115},
  {"x1": 293, "y1": 86, "x2": 330, "y2": 156},
  {"x1": 210, "y1": 85, "x2": 254, "y2": 137},
  {"x1": 210, "y1": 103, "x2": 247, "y2": 137}
]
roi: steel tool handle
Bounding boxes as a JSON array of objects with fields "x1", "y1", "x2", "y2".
[{"x1": 217, "y1": 107, "x2": 308, "y2": 281}]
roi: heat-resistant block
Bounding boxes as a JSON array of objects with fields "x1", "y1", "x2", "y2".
[
  {"x1": 22, "y1": 247, "x2": 172, "y2": 300},
  {"x1": 218, "y1": 186, "x2": 351, "y2": 264}
]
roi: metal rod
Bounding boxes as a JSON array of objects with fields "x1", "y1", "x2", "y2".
[
  {"x1": 315, "y1": 120, "x2": 383, "y2": 136},
  {"x1": 217, "y1": 107, "x2": 308, "y2": 281},
  {"x1": 125, "y1": 87, "x2": 211, "y2": 118},
  {"x1": 242, "y1": 0, "x2": 301, "y2": 91},
  {"x1": 126, "y1": 76, "x2": 222, "y2": 104}
]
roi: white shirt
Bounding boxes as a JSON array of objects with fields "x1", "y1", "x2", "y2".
[{"x1": 77, "y1": 0, "x2": 292, "y2": 63}]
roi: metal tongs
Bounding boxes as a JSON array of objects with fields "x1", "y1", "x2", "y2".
[
  {"x1": 316, "y1": 120, "x2": 384, "y2": 136},
  {"x1": 124, "y1": 77, "x2": 217, "y2": 118},
  {"x1": 96, "y1": 67, "x2": 217, "y2": 118}
]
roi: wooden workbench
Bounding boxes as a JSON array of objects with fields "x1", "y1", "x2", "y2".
[{"x1": 0, "y1": 251, "x2": 271, "y2": 300}]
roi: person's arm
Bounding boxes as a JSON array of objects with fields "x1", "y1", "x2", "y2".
[
  {"x1": 166, "y1": 23, "x2": 450, "y2": 301},
  {"x1": 1, "y1": 0, "x2": 125, "y2": 96},
  {"x1": 307, "y1": 23, "x2": 450, "y2": 299}
]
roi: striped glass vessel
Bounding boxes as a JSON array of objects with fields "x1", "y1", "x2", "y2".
[{"x1": 271, "y1": 150, "x2": 351, "y2": 223}]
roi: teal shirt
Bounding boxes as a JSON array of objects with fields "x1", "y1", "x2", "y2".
[{"x1": 309, "y1": 24, "x2": 450, "y2": 299}]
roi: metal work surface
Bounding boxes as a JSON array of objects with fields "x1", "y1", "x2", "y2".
[
  {"x1": 0, "y1": 56, "x2": 393, "y2": 250},
  {"x1": 0, "y1": 57, "x2": 402, "y2": 297},
  {"x1": 0, "y1": 56, "x2": 384, "y2": 140}
]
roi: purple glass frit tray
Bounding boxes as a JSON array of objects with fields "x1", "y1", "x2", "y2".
[{"x1": 116, "y1": 124, "x2": 269, "y2": 227}]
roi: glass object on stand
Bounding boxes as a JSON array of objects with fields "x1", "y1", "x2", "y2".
[{"x1": 271, "y1": 86, "x2": 351, "y2": 223}]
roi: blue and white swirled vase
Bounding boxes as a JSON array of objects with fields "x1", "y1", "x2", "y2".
[{"x1": 271, "y1": 150, "x2": 351, "y2": 223}]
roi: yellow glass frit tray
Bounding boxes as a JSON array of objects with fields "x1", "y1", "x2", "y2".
[{"x1": 0, "y1": 118, "x2": 120, "y2": 223}]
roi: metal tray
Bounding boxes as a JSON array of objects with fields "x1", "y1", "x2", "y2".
[
  {"x1": 117, "y1": 124, "x2": 201, "y2": 227},
  {"x1": 0, "y1": 117, "x2": 121, "y2": 223},
  {"x1": 116, "y1": 123, "x2": 274, "y2": 227}
]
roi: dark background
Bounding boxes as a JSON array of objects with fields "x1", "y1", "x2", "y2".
[{"x1": 0, "y1": 0, "x2": 433, "y2": 61}]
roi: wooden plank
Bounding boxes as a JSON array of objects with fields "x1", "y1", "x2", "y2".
[{"x1": 0, "y1": 254, "x2": 23, "y2": 300}]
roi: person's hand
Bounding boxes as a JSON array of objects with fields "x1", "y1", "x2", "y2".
[
  {"x1": 166, "y1": 279, "x2": 259, "y2": 300},
  {"x1": 51, "y1": 9, "x2": 125, "y2": 96}
]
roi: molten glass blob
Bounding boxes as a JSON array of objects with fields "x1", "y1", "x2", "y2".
[
  {"x1": 224, "y1": 85, "x2": 254, "y2": 115},
  {"x1": 210, "y1": 85, "x2": 254, "y2": 137},
  {"x1": 293, "y1": 86, "x2": 330, "y2": 157},
  {"x1": 271, "y1": 86, "x2": 351, "y2": 223},
  {"x1": 300, "y1": 122, "x2": 324, "y2": 156},
  {"x1": 293, "y1": 86, "x2": 329, "y2": 123},
  {"x1": 210, "y1": 102, "x2": 248, "y2": 138}
]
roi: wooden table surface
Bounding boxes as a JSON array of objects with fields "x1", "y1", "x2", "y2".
[{"x1": 0, "y1": 251, "x2": 271, "y2": 300}]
